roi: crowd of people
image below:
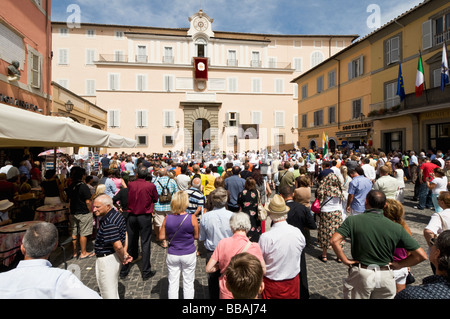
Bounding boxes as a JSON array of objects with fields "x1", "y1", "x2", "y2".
[{"x1": 0, "y1": 146, "x2": 449, "y2": 299}]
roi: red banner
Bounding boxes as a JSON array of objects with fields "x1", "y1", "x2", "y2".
[{"x1": 194, "y1": 57, "x2": 208, "y2": 80}]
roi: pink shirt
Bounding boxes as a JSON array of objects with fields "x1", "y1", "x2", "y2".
[{"x1": 211, "y1": 232, "x2": 264, "y2": 299}]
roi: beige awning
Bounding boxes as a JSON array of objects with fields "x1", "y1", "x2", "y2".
[{"x1": 0, "y1": 103, "x2": 136, "y2": 148}]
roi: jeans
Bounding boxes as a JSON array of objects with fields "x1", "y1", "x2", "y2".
[
  {"x1": 417, "y1": 183, "x2": 433, "y2": 209},
  {"x1": 431, "y1": 193, "x2": 443, "y2": 213}
]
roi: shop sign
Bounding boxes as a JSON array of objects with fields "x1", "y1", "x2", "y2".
[
  {"x1": 342, "y1": 122, "x2": 372, "y2": 131},
  {"x1": 0, "y1": 93, "x2": 40, "y2": 112}
]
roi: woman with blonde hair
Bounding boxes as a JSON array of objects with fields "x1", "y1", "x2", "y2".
[
  {"x1": 159, "y1": 191, "x2": 199, "y2": 299},
  {"x1": 383, "y1": 199, "x2": 412, "y2": 293}
]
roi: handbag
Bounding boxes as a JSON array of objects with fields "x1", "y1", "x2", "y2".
[
  {"x1": 257, "y1": 190, "x2": 267, "y2": 221},
  {"x1": 406, "y1": 271, "x2": 415, "y2": 285},
  {"x1": 311, "y1": 198, "x2": 321, "y2": 214},
  {"x1": 311, "y1": 197, "x2": 333, "y2": 214}
]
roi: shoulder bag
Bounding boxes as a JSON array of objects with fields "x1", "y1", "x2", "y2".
[{"x1": 167, "y1": 214, "x2": 190, "y2": 246}]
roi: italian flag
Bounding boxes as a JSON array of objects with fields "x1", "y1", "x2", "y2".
[{"x1": 415, "y1": 54, "x2": 424, "y2": 97}]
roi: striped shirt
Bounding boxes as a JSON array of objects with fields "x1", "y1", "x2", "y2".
[
  {"x1": 154, "y1": 176, "x2": 179, "y2": 212},
  {"x1": 94, "y1": 208, "x2": 127, "y2": 256},
  {"x1": 185, "y1": 187, "x2": 206, "y2": 215}
]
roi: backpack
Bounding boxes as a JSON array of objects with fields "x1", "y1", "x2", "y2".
[{"x1": 158, "y1": 179, "x2": 172, "y2": 204}]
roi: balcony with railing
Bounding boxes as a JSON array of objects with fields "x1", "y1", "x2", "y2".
[
  {"x1": 136, "y1": 55, "x2": 148, "y2": 63},
  {"x1": 368, "y1": 86, "x2": 450, "y2": 118},
  {"x1": 163, "y1": 56, "x2": 175, "y2": 64},
  {"x1": 227, "y1": 59, "x2": 238, "y2": 67},
  {"x1": 435, "y1": 30, "x2": 450, "y2": 46},
  {"x1": 98, "y1": 54, "x2": 128, "y2": 63}
]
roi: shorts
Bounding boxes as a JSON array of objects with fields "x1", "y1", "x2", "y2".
[
  {"x1": 153, "y1": 211, "x2": 168, "y2": 228},
  {"x1": 393, "y1": 267, "x2": 408, "y2": 285},
  {"x1": 70, "y1": 213, "x2": 93, "y2": 237}
]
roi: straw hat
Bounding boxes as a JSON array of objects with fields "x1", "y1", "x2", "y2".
[
  {"x1": 0, "y1": 199, "x2": 14, "y2": 211},
  {"x1": 265, "y1": 195, "x2": 290, "y2": 215}
]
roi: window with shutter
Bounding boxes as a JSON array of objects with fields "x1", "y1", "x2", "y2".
[
  {"x1": 301, "y1": 84, "x2": 308, "y2": 99},
  {"x1": 164, "y1": 75, "x2": 175, "y2": 92},
  {"x1": 86, "y1": 80, "x2": 96, "y2": 96},
  {"x1": 313, "y1": 110, "x2": 323, "y2": 126},
  {"x1": 352, "y1": 99, "x2": 362, "y2": 119},
  {"x1": 328, "y1": 106, "x2": 336, "y2": 124},
  {"x1": 228, "y1": 78, "x2": 238, "y2": 92},
  {"x1": 109, "y1": 74, "x2": 120, "y2": 90},
  {"x1": 252, "y1": 78, "x2": 262, "y2": 93},
  {"x1": 163, "y1": 110, "x2": 175, "y2": 127},
  {"x1": 302, "y1": 114, "x2": 307, "y2": 128},
  {"x1": 422, "y1": 20, "x2": 433, "y2": 50},
  {"x1": 293, "y1": 58, "x2": 302, "y2": 72},
  {"x1": 136, "y1": 75, "x2": 147, "y2": 91},
  {"x1": 251, "y1": 111, "x2": 262, "y2": 125},
  {"x1": 86, "y1": 49, "x2": 95, "y2": 65},
  {"x1": 275, "y1": 79, "x2": 284, "y2": 93},
  {"x1": 108, "y1": 110, "x2": 120, "y2": 128},
  {"x1": 293, "y1": 114, "x2": 298, "y2": 129},
  {"x1": 31, "y1": 53, "x2": 40, "y2": 88},
  {"x1": 348, "y1": 56, "x2": 364, "y2": 80},
  {"x1": 317, "y1": 76, "x2": 324, "y2": 93},
  {"x1": 384, "y1": 81, "x2": 398, "y2": 108},
  {"x1": 274, "y1": 111, "x2": 285, "y2": 128},
  {"x1": 136, "y1": 110, "x2": 148, "y2": 128},
  {"x1": 58, "y1": 49, "x2": 68, "y2": 65},
  {"x1": 385, "y1": 36, "x2": 400, "y2": 65},
  {"x1": 328, "y1": 70, "x2": 336, "y2": 88},
  {"x1": 311, "y1": 52, "x2": 324, "y2": 67}
]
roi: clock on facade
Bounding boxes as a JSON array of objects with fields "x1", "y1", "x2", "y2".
[{"x1": 194, "y1": 17, "x2": 208, "y2": 31}]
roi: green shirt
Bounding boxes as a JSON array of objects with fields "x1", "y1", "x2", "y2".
[{"x1": 337, "y1": 209, "x2": 420, "y2": 266}]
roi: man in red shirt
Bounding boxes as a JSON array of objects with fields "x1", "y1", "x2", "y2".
[
  {"x1": 120, "y1": 165, "x2": 159, "y2": 280},
  {"x1": 415, "y1": 156, "x2": 438, "y2": 210}
]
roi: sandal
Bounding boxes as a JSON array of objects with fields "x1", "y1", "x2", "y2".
[{"x1": 318, "y1": 255, "x2": 327, "y2": 263}]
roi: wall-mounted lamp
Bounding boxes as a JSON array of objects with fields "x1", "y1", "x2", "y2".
[
  {"x1": 65, "y1": 100, "x2": 74, "y2": 113},
  {"x1": 223, "y1": 120, "x2": 228, "y2": 133},
  {"x1": 359, "y1": 112, "x2": 365, "y2": 123},
  {"x1": 291, "y1": 127, "x2": 299, "y2": 134}
]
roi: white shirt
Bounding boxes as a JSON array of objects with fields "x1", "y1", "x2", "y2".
[
  {"x1": 425, "y1": 208, "x2": 450, "y2": 235},
  {"x1": 362, "y1": 164, "x2": 376, "y2": 181},
  {"x1": 394, "y1": 168, "x2": 405, "y2": 188},
  {"x1": 431, "y1": 176, "x2": 448, "y2": 195},
  {"x1": 258, "y1": 220, "x2": 305, "y2": 281},
  {"x1": 373, "y1": 175, "x2": 399, "y2": 199},
  {"x1": 0, "y1": 259, "x2": 101, "y2": 299}
]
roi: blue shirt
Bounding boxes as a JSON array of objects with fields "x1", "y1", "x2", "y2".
[
  {"x1": 154, "y1": 176, "x2": 179, "y2": 212},
  {"x1": 0, "y1": 259, "x2": 101, "y2": 299},
  {"x1": 224, "y1": 175, "x2": 245, "y2": 208},
  {"x1": 199, "y1": 207, "x2": 233, "y2": 251},
  {"x1": 104, "y1": 178, "x2": 117, "y2": 198},
  {"x1": 348, "y1": 175, "x2": 373, "y2": 212}
]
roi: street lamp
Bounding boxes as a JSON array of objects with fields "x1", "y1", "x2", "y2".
[{"x1": 65, "y1": 100, "x2": 74, "y2": 113}]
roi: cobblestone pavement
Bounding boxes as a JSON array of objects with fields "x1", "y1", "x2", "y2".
[{"x1": 49, "y1": 182, "x2": 435, "y2": 299}]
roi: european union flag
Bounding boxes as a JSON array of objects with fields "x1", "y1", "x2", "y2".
[{"x1": 397, "y1": 62, "x2": 406, "y2": 102}]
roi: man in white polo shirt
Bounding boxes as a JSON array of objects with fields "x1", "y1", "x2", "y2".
[{"x1": 258, "y1": 195, "x2": 306, "y2": 299}]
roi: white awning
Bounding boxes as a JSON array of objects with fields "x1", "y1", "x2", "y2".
[{"x1": 0, "y1": 103, "x2": 136, "y2": 148}]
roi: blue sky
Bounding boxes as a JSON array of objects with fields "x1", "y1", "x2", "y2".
[{"x1": 51, "y1": 0, "x2": 424, "y2": 38}]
